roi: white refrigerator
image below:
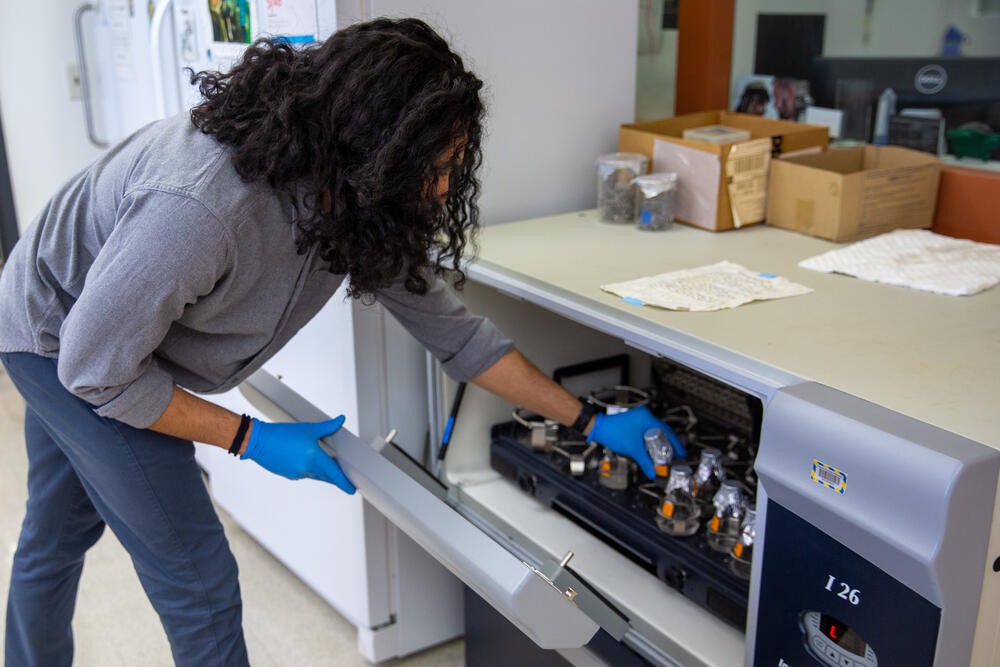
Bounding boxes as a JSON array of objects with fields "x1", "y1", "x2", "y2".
[
  {"x1": 5, "y1": 1, "x2": 639, "y2": 662},
  {"x1": 67, "y1": 0, "x2": 340, "y2": 148}
]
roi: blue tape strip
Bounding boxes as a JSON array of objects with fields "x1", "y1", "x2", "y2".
[
  {"x1": 623, "y1": 297, "x2": 645, "y2": 306},
  {"x1": 275, "y1": 34, "x2": 316, "y2": 44}
]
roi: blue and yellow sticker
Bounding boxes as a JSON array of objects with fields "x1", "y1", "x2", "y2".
[{"x1": 811, "y1": 459, "x2": 848, "y2": 494}]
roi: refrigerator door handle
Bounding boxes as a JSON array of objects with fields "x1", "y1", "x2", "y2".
[
  {"x1": 150, "y1": 0, "x2": 175, "y2": 119},
  {"x1": 241, "y1": 369, "x2": 601, "y2": 650},
  {"x1": 72, "y1": 4, "x2": 108, "y2": 149}
]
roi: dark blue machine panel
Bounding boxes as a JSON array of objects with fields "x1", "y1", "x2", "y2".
[{"x1": 753, "y1": 501, "x2": 940, "y2": 666}]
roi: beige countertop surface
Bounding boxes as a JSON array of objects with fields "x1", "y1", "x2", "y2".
[{"x1": 471, "y1": 210, "x2": 1000, "y2": 450}]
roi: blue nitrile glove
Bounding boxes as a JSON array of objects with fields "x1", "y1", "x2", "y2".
[
  {"x1": 586, "y1": 405, "x2": 687, "y2": 479},
  {"x1": 241, "y1": 417, "x2": 356, "y2": 494}
]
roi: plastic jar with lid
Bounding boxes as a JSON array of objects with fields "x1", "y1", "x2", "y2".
[
  {"x1": 596, "y1": 152, "x2": 648, "y2": 223},
  {"x1": 632, "y1": 172, "x2": 678, "y2": 231}
]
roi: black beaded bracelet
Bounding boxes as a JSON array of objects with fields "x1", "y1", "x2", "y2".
[
  {"x1": 229, "y1": 414, "x2": 252, "y2": 457},
  {"x1": 570, "y1": 401, "x2": 599, "y2": 435}
]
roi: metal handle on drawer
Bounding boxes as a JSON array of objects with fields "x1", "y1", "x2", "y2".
[
  {"x1": 237, "y1": 382, "x2": 293, "y2": 423},
  {"x1": 72, "y1": 4, "x2": 108, "y2": 148}
]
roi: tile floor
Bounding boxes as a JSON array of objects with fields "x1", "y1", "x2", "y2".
[{"x1": 0, "y1": 364, "x2": 464, "y2": 666}]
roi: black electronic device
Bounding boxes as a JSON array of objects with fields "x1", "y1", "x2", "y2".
[{"x1": 809, "y1": 56, "x2": 1000, "y2": 153}]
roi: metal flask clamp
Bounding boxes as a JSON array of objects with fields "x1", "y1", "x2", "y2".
[
  {"x1": 552, "y1": 442, "x2": 599, "y2": 477},
  {"x1": 512, "y1": 407, "x2": 559, "y2": 451},
  {"x1": 589, "y1": 385, "x2": 651, "y2": 489},
  {"x1": 692, "y1": 447, "x2": 725, "y2": 519},
  {"x1": 656, "y1": 464, "x2": 700, "y2": 537},
  {"x1": 705, "y1": 480, "x2": 746, "y2": 554},
  {"x1": 586, "y1": 385, "x2": 650, "y2": 415},
  {"x1": 729, "y1": 505, "x2": 756, "y2": 580}
]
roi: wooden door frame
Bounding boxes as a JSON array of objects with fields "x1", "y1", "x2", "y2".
[{"x1": 675, "y1": 0, "x2": 735, "y2": 115}]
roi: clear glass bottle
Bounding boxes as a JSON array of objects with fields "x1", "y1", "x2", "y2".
[
  {"x1": 692, "y1": 447, "x2": 725, "y2": 518},
  {"x1": 643, "y1": 427, "x2": 674, "y2": 478},
  {"x1": 598, "y1": 452, "x2": 631, "y2": 490},
  {"x1": 655, "y1": 465, "x2": 700, "y2": 537},
  {"x1": 729, "y1": 506, "x2": 757, "y2": 580},
  {"x1": 706, "y1": 480, "x2": 746, "y2": 553}
]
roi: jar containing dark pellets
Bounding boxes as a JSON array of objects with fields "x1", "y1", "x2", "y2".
[
  {"x1": 632, "y1": 172, "x2": 678, "y2": 231},
  {"x1": 596, "y1": 152, "x2": 648, "y2": 223}
]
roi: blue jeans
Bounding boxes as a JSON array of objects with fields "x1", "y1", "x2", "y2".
[{"x1": 2, "y1": 352, "x2": 249, "y2": 666}]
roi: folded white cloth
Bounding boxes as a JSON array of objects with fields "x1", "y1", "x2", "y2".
[{"x1": 799, "y1": 229, "x2": 1000, "y2": 296}]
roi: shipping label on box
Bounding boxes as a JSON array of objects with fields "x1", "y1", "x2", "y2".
[{"x1": 726, "y1": 138, "x2": 772, "y2": 228}]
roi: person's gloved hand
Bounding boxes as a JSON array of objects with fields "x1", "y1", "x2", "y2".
[
  {"x1": 241, "y1": 417, "x2": 356, "y2": 494},
  {"x1": 586, "y1": 405, "x2": 687, "y2": 479}
]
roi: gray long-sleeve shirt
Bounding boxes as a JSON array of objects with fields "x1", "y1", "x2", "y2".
[{"x1": 0, "y1": 113, "x2": 512, "y2": 429}]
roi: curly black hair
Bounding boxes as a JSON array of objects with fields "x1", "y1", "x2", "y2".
[{"x1": 189, "y1": 17, "x2": 485, "y2": 300}]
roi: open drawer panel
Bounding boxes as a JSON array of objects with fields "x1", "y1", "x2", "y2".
[{"x1": 241, "y1": 369, "x2": 607, "y2": 651}]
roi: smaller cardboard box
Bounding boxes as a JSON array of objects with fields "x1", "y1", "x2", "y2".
[
  {"x1": 767, "y1": 146, "x2": 941, "y2": 242},
  {"x1": 620, "y1": 111, "x2": 829, "y2": 232}
]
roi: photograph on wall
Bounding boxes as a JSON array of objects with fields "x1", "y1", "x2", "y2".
[
  {"x1": 731, "y1": 75, "x2": 806, "y2": 121},
  {"x1": 208, "y1": 0, "x2": 253, "y2": 44}
]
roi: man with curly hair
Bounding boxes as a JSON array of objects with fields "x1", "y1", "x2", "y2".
[{"x1": 0, "y1": 17, "x2": 679, "y2": 666}]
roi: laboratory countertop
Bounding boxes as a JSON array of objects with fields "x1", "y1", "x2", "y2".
[{"x1": 470, "y1": 210, "x2": 1000, "y2": 451}]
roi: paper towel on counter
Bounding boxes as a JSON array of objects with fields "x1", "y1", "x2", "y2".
[{"x1": 799, "y1": 229, "x2": 1000, "y2": 296}]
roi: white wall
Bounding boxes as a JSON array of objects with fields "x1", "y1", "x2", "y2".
[
  {"x1": 356, "y1": 1, "x2": 639, "y2": 225},
  {"x1": 731, "y1": 0, "x2": 1000, "y2": 82},
  {"x1": 0, "y1": 0, "x2": 107, "y2": 232},
  {"x1": 947, "y1": 0, "x2": 1000, "y2": 56},
  {"x1": 635, "y1": 0, "x2": 676, "y2": 121}
]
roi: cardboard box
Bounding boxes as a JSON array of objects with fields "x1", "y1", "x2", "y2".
[
  {"x1": 766, "y1": 146, "x2": 942, "y2": 242},
  {"x1": 619, "y1": 111, "x2": 829, "y2": 231}
]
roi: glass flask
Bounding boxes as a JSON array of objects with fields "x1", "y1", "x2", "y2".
[
  {"x1": 729, "y1": 506, "x2": 757, "y2": 580},
  {"x1": 706, "y1": 480, "x2": 746, "y2": 553},
  {"x1": 598, "y1": 452, "x2": 631, "y2": 490},
  {"x1": 655, "y1": 465, "x2": 700, "y2": 537},
  {"x1": 643, "y1": 427, "x2": 674, "y2": 478},
  {"x1": 692, "y1": 447, "x2": 725, "y2": 518}
]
